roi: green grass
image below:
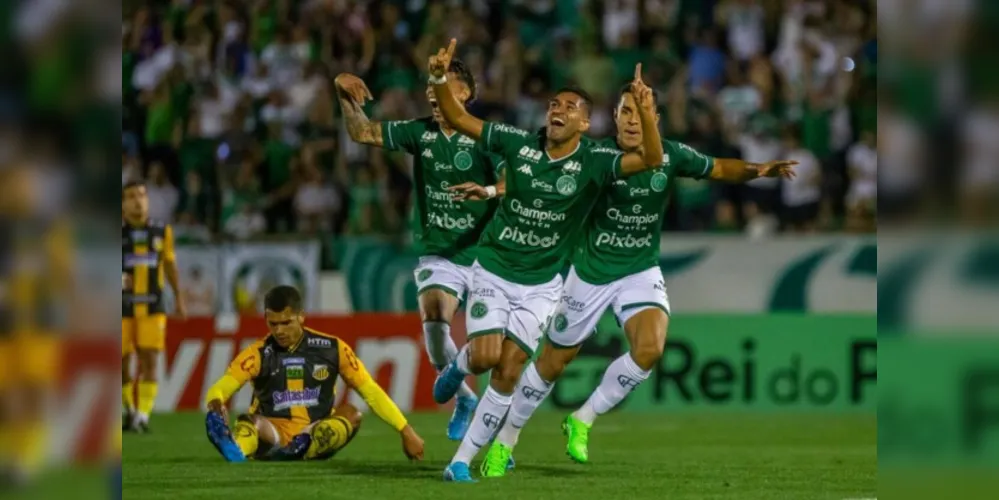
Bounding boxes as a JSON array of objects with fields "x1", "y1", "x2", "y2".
[{"x1": 124, "y1": 412, "x2": 876, "y2": 500}]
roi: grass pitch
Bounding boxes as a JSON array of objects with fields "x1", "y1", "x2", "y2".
[{"x1": 123, "y1": 412, "x2": 875, "y2": 500}]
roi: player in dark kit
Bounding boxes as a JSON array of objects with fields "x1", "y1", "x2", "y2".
[
  {"x1": 204, "y1": 286, "x2": 425, "y2": 462},
  {"x1": 122, "y1": 180, "x2": 186, "y2": 432}
]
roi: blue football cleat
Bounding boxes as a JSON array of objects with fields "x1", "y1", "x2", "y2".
[
  {"x1": 447, "y1": 395, "x2": 477, "y2": 441},
  {"x1": 205, "y1": 412, "x2": 246, "y2": 462},
  {"x1": 443, "y1": 462, "x2": 477, "y2": 483},
  {"x1": 433, "y1": 361, "x2": 466, "y2": 405},
  {"x1": 507, "y1": 455, "x2": 516, "y2": 470},
  {"x1": 262, "y1": 433, "x2": 312, "y2": 461}
]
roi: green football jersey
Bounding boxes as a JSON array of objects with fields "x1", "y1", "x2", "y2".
[
  {"x1": 573, "y1": 136, "x2": 715, "y2": 285},
  {"x1": 475, "y1": 123, "x2": 624, "y2": 285},
  {"x1": 381, "y1": 118, "x2": 504, "y2": 266}
]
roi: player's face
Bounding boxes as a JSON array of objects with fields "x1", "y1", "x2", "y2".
[
  {"x1": 545, "y1": 92, "x2": 590, "y2": 143},
  {"x1": 122, "y1": 185, "x2": 149, "y2": 220},
  {"x1": 426, "y1": 73, "x2": 469, "y2": 125},
  {"x1": 614, "y1": 92, "x2": 660, "y2": 150},
  {"x1": 265, "y1": 307, "x2": 305, "y2": 348}
]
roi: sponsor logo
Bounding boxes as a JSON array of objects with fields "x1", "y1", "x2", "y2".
[
  {"x1": 517, "y1": 146, "x2": 543, "y2": 162},
  {"x1": 472, "y1": 288, "x2": 495, "y2": 299},
  {"x1": 417, "y1": 269, "x2": 433, "y2": 282},
  {"x1": 605, "y1": 207, "x2": 660, "y2": 226},
  {"x1": 617, "y1": 374, "x2": 640, "y2": 391},
  {"x1": 421, "y1": 131, "x2": 438, "y2": 142},
  {"x1": 560, "y1": 296, "x2": 585, "y2": 313},
  {"x1": 553, "y1": 313, "x2": 568, "y2": 332},
  {"x1": 651, "y1": 172, "x2": 668, "y2": 192},
  {"x1": 590, "y1": 147, "x2": 621, "y2": 156},
  {"x1": 286, "y1": 365, "x2": 305, "y2": 379},
  {"x1": 434, "y1": 161, "x2": 452, "y2": 172},
  {"x1": 282, "y1": 357, "x2": 306, "y2": 366},
  {"x1": 562, "y1": 161, "x2": 582, "y2": 174},
  {"x1": 629, "y1": 187, "x2": 650, "y2": 197},
  {"x1": 595, "y1": 232, "x2": 654, "y2": 249},
  {"x1": 470, "y1": 301, "x2": 489, "y2": 319},
  {"x1": 308, "y1": 337, "x2": 332, "y2": 348},
  {"x1": 662, "y1": 153, "x2": 670, "y2": 165},
  {"x1": 495, "y1": 124, "x2": 530, "y2": 137},
  {"x1": 272, "y1": 387, "x2": 322, "y2": 410},
  {"x1": 498, "y1": 226, "x2": 562, "y2": 248},
  {"x1": 123, "y1": 254, "x2": 159, "y2": 268},
  {"x1": 423, "y1": 185, "x2": 455, "y2": 202},
  {"x1": 556, "y1": 175, "x2": 577, "y2": 196},
  {"x1": 313, "y1": 364, "x2": 330, "y2": 381},
  {"x1": 509, "y1": 199, "x2": 566, "y2": 223},
  {"x1": 427, "y1": 212, "x2": 475, "y2": 230},
  {"x1": 517, "y1": 164, "x2": 533, "y2": 176},
  {"x1": 530, "y1": 178, "x2": 553, "y2": 192},
  {"x1": 614, "y1": 179, "x2": 627, "y2": 187},
  {"x1": 422, "y1": 149, "x2": 434, "y2": 159},
  {"x1": 130, "y1": 230, "x2": 148, "y2": 243},
  {"x1": 454, "y1": 151, "x2": 473, "y2": 171},
  {"x1": 458, "y1": 135, "x2": 476, "y2": 145},
  {"x1": 521, "y1": 386, "x2": 547, "y2": 401}
]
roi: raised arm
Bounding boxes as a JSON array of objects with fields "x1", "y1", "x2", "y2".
[
  {"x1": 619, "y1": 64, "x2": 666, "y2": 176},
  {"x1": 429, "y1": 39, "x2": 484, "y2": 139},
  {"x1": 334, "y1": 73, "x2": 383, "y2": 146}
]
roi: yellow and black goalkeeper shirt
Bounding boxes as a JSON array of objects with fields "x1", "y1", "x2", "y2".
[{"x1": 121, "y1": 220, "x2": 174, "y2": 318}]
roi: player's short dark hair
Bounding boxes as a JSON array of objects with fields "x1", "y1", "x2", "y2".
[
  {"x1": 618, "y1": 83, "x2": 660, "y2": 108},
  {"x1": 264, "y1": 285, "x2": 303, "y2": 313},
  {"x1": 448, "y1": 58, "x2": 477, "y2": 103},
  {"x1": 122, "y1": 180, "x2": 146, "y2": 194},
  {"x1": 553, "y1": 86, "x2": 593, "y2": 116}
]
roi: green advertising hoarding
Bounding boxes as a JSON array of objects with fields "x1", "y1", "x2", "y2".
[{"x1": 479, "y1": 314, "x2": 876, "y2": 413}]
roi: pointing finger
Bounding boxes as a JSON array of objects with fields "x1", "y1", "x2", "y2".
[
  {"x1": 446, "y1": 38, "x2": 457, "y2": 59},
  {"x1": 634, "y1": 62, "x2": 643, "y2": 82}
]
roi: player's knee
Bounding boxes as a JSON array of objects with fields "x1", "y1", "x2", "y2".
[
  {"x1": 468, "y1": 338, "x2": 502, "y2": 372},
  {"x1": 138, "y1": 351, "x2": 158, "y2": 380},
  {"x1": 419, "y1": 291, "x2": 455, "y2": 323},
  {"x1": 334, "y1": 403, "x2": 363, "y2": 431},
  {"x1": 535, "y1": 346, "x2": 572, "y2": 381},
  {"x1": 631, "y1": 340, "x2": 665, "y2": 371}
]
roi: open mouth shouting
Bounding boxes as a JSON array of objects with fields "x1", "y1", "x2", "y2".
[{"x1": 549, "y1": 115, "x2": 567, "y2": 131}]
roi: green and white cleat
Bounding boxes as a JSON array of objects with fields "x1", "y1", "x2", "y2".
[
  {"x1": 480, "y1": 441, "x2": 514, "y2": 478},
  {"x1": 561, "y1": 415, "x2": 590, "y2": 464}
]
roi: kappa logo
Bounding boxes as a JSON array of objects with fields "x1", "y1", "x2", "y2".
[
  {"x1": 562, "y1": 161, "x2": 582, "y2": 174},
  {"x1": 307, "y1": 337, "x2": 332, "y2": 348},
  {"x1": 517, "y1": 164, "x2": 533, "y2": 176},
  {"x1": 312, "y1": 364, "x2": 330, "y2": 381},
  {"x1": 422, "y1": 149, "x2": 434, "y2": 159},
  {"x1": 518, "y1": 146, "x2": 543, "y2": 162}
]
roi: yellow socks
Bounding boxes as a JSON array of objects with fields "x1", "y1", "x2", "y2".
[
  {"x1": 13, "y1": 420, "x2": 47, "y2": 476},
  {"x1": 122, "y1": 382, "x2": 136, "y2": 414},
  {"x1": 137, "y1": 381, "x2": 158, "y2": 420},
  {"x1": 232, "y1": 420, "x2": 259, "y2": 457}
]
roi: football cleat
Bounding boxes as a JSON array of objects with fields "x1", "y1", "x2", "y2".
[
  {"x1": 205, "y1": 412, "x2": 246, "y2": 462},
  {"x1": 447, "y1": 395, "x2": 477, "y2": 441},
  {"x1": 443, "y1": 462, "x2": 476, "y2": 483},
  {"x1": 561, "y1": 414, "x2": 590, "y2": 464},
  {"x1": 262, "y1": 433, "x2": 312, "y2": 461},
  {"x1": 480, "y1": 442, "x2": 514, "y2": 478},
  {"x1": 433, "y1": 361, "x2": 465, "y2": 405}
]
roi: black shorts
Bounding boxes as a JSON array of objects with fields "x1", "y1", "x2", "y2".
[{"x1": 781, "y1": 202, "x2": 820, "y2": 226}]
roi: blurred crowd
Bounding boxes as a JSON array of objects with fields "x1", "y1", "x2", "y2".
[{"x1": 121, "y1": 0, "x2": 881, "y2": 242}]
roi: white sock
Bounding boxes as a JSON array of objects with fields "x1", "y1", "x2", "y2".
[
  {"x1": 496, "y1": 363, "x2": 552, "y2": 447},
  {"x1": 423, "y1": 322, "x2": 476, "y2": 399},
  {"x1": 574, "y1": 353, "x2": 650, "y2": 426},
  {"x1": 454, "y1": 344, "x2": 473, "y2": 375},
  {"x1": 451, "y1": 386, "x2": 511, "y2": 465}
]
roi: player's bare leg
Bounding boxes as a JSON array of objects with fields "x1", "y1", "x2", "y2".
[
  {"x1": 419, "y1": 289, "x2": 478, "y2": 440},
  {"x1": 564, "y1": 308, "x2": 668, "y2": 462},
  {"x1": 447, "y1": 338, "x2": 527, "y2": 480},
  {"x1": 134, "y1": 348, "x2": 159, "y2": 432}
]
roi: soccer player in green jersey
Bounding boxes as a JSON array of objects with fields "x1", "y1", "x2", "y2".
[
  {"x1": 476, "y1": 85, "x2": 798, "y2": 475},
  {"x1": 334, "y1": 60, "x2": 505, "y2": 441},
  {"x1": 426, "y1": 39, "x2": 666, "y2": 483}
]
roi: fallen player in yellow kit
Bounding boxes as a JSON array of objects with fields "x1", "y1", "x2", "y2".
[{"x1": 204, "y1": 285, "x2": 424, "y2": 461}]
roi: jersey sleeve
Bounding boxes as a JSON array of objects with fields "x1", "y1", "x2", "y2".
[
  {"x1": 584, "y1": 146, "x2": 625, "y2": 186},
  {"x1": 337, "y1": 341, "x2": 373, "y2": 389},
  {"x1": 381, "y1": 120, "x2": 424, "y2": 153},
  {"x1": 481, "y1": 122, "x2": 532, "y2": 157},
  {"x1": 225, "y1": 340, "x2": 263, "y2": 385},
  {"x1": 162, "y1": 224, "x2": 176, "y2": 262},
  {"x1": 669, "y1": 141, "x2": 715, "y2": 179}
]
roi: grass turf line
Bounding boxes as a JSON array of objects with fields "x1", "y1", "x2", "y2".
[{"x1": 124, "y1": 412, "x2": 875, "y2": 500}]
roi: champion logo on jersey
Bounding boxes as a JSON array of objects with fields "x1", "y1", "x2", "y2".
[
  {"x1": 517, "y1": 164, "x2": 533, "y2": 176},
  {"x1": 517, "y1": 146, "x2": 543, "y2": 162},
  {"x1": 422, "y1": 149, "x2": 434, "y2": 159},
  {"x1": 458, "y1": 135, "x2": 475, "y2": 145}
]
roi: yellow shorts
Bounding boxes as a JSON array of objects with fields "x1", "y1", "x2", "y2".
[
  {"x1": 0, "y1": 334, "x2": 60, "y2": 387},
  {"x1": 122, "y1": 314, "x2": 167, "y2": 355}
]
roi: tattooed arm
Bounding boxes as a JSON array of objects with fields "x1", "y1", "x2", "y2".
[{"x1": 335, "y1": 73, "x2": 383, "y2": 147}]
